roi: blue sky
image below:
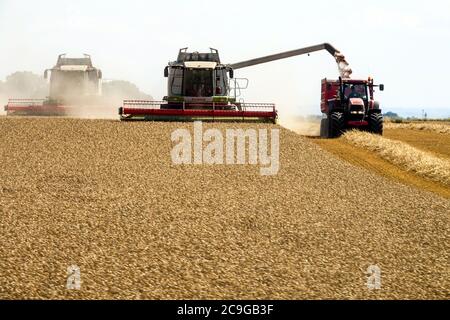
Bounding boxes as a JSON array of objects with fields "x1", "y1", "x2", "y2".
[{"x1": 0, "y1": 0, "x2": 449, "y2": 118}]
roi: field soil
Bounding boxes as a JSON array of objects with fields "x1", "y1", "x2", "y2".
[{"x1": 0, "y1": 117, "x2": 449, "y2": 299}]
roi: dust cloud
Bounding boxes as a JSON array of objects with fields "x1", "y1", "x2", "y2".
[
  {"x1": 63, "y1": 99, "x2": 120, "y2": 120},
  {"x1": 0, "y1": 94, "x2": 7, "y2": 116},
  {"x1": 0, "y1": 71, "x2": 48, "y2": 116},
  {"x1": 49, "y1": 79, "x2": 152, "y2": 120},
  {"x1": 280, "y1": 116, "x2": 321, "y2": 136},
  {"x1": 0, "y1": 72, "x2": 152, "y2": 119}
]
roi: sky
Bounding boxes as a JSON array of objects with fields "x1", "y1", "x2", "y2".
[{"x1": 0, "y1": 0, "x2": 449, "y2": 118}]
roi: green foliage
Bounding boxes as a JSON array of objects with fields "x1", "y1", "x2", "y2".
[{"x1": 383, "y1": 111, "x2": 400, "y2": 119}]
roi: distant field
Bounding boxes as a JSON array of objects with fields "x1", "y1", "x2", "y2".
[
  {"x1": 384, "y1": 128, "x2": 450, "y2": 159},
  {"x1": 385, "y1": 121, "x2": 450, "y2": 134}
]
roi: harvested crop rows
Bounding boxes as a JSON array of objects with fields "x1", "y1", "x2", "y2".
[
  {"x1": 383, "y1": 127, "x2": 450, "y2": 159},
  {"x1": 0, "y1": 117, "x2": 449, "y2": 299},
  {"x1": 342, "y1": 131, "x2": 450, "y2": 186}
]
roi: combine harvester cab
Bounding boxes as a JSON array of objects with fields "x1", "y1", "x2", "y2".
[
  {"x1": 4, "y1": 54, "x2": 102, "y2": 116},
  {"x1": 320, "y1": 77, "x2": 385, "y2": 138},
  {"x1": 119, "y1": 48, "x2": 278, "y2": 123}
]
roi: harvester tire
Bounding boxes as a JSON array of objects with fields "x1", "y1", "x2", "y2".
[
  {"x1": 330, "y1": 112, "x2": 345, "y2": 138},
  {"x1": 368, "y1": 113, "x2": 383, "y2": 135}
]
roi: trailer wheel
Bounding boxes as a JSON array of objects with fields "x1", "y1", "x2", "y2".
[
  {"x1": 368, "y1": 113, "x2": 383, "y2": 135},
  {"x1": 330, "y1": 111, "x2": 345, "y2": 138}
]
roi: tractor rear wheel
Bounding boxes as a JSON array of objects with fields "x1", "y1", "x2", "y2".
[
  {"x1": 368, "y1": 113, "x2": 383, "y2": 135},
  {"x1": 320, "y1": 117, "x2": 329, "y2": 138},
  {"x1": 330, "y1": 111, "x2": 345, "y2": 138}
]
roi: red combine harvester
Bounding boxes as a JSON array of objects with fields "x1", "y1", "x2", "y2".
[
  {"x1": 4, "y1": 54, "x2": 102, "y2": 116},
  {"x1": 119, "y1": 43, "x2": 353, "y2": 124},
  {"x1": 320, "y1": 77, "x2": 384, "y2": 138},
  {"x1": 120, "y1": 100, "x2": 277, "y2": 123}
]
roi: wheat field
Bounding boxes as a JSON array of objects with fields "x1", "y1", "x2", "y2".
[
  {"x1": 0, "y1": 117, "x2": 449, "y2": 299},
  {"x1": 385, "y1": 122, "x2": 450, "y2": 134}
]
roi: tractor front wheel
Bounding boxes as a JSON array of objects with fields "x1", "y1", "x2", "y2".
[
  {"x1": 368, "y1": 113, "x2": 383, "y2": 135},
  {"x1": 330, "y1": 111, "x2": 345, "y2": 138}
]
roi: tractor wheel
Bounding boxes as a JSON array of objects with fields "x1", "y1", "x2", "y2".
[
  {"x1": 368, "y1": 113, "x2": 383, "y2": 135},
  {"x1": 320, "y1": 117, "x2": 329, "y2": 138},
  {"x1": 330, "y1": 111, "x2": 345, "y2": 138}
]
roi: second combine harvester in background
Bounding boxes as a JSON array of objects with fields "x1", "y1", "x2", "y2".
[{"x1": 4, "y1": 54, "x2": 102, "y2": 116}]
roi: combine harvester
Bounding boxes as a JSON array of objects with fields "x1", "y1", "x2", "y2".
[
  {"x1": 119, "y1": 43, "x2": 384, "y2": 137},
  {"x1": 4, "y1": 54, "x2": 102, "y2": 116}
]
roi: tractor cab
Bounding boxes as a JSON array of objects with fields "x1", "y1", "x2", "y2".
[
  {"x1": 341, "y1": 80, "x2": 371, "y2": 121},
  {"x1": 342, "y1": 82, "x2": 368, "y2": 101}
]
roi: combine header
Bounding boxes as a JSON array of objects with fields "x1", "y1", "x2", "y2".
[
  {"x1": 4, "y1": 54, "x2": 102, "y2": 116},
  {"x1": 120, "y1": 100, "x2": 277, "y2": 123}
]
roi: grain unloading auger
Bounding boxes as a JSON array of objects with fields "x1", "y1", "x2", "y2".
[
  {"x1": 119, "y1": 43, "x2": 353, "y2": 123},
  {"x1": 4, "y1": 54, "x2": 102, "y2": 116}
]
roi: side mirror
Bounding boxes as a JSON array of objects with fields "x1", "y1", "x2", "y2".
[
  {"x1": 44, "y1": 70, "x2": 48, "y2": 80},
  {"x1": 164, "y1": 66, "x2": 169, "y2": 78},
  {"x1": 229, "y1": 69, "x2": 234, "y2": 79},
  {"x1": 379, "y1": 84, "x2": 384, "y2": 91}
]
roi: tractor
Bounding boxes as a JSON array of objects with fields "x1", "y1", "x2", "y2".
[{"x1": 320, "y1": 77, "x2": 384, "y2": 138}]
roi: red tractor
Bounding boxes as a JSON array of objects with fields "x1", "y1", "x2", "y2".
[{"x1": 320, "y1": 77, "x2": 384, "y2": 138}]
